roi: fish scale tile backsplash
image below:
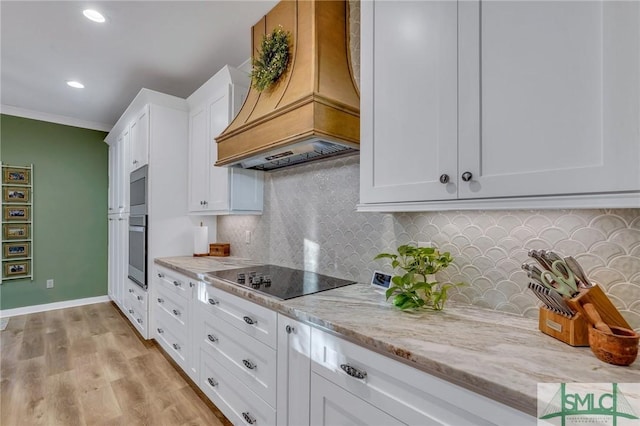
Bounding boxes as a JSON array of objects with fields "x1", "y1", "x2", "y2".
[{"x1": 217, "y1": 155, "x2": 640, "y2": 331}]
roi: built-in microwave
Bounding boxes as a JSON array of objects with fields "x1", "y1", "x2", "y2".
[{"x1": 130, "y1": 165, "x2": 148, "y2": 216}]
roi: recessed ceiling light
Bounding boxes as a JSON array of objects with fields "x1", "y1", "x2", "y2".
[
  {"x1": 83, "y1": 9, "x2": 105, "y2": 23},
  {"x1": 67, "y1": 81, "x2": 85, "y2": 89}
]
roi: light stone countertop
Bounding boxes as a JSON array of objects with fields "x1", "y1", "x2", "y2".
[{"x1": 155, "y1": 256, "x2": 640, "y2": 417}]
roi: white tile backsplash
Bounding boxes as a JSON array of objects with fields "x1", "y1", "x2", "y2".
[{"x1": 218, "y1": 155, "x2": 640, "y2": 330}]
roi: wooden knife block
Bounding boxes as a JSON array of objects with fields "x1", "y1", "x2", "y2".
[{"x1": 538, "y1": 284, "x2": 630, "y2": 347}]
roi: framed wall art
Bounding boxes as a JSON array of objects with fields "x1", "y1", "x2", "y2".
[
  {"x1": 2, "y1": 167, "x2": 31, "y2": 185},
  {"x1": 3, "y1": 242, "x2": 30, "y2": 259},
  {"x1": 3, "y1": 187, "x2": 30, "y2": 203},
  {"x1": 1, "y1": 163, "x2": 33, "y2": 281},
  {"x1": 3, "y1": 260, "x2": 30, "y2": 278}
]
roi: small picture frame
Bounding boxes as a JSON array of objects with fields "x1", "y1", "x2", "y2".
[
  {"x1": 3, "y1": 242, "x2": 30, "y2": 259},
  {"x1": 3, "y1": 206, "x2": 30, "y2": 221},
  {"x1": 3, "y1": 260, "x2": 30, "y2": 277},
  {"x1": 371, "y1": 270, "x2": 393, "y2": 291},
  {"x1": 3, "y1": 168, "x2": 30, "y2": 185},
  {"x1": 3, "y1": 223, "x2": 30, "y2": 240},
  {"x1": 3, "y1": 186, "x2": 30, "y2": 203}
]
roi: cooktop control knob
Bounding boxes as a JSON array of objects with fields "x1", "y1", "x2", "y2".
[
  {"x1": 263, "y1": 275, "x2": 272, "y2": 287},
  {"x1": 237, "y1": 273, "x2": 246, "y2": 284}
]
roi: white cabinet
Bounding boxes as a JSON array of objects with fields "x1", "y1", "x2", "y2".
[
  {"x1": 196, "y1": 281, "x2": 277, "y2": 424},
  {"x1": 310, "y1": 327, "x2": 534, "y2": 426},
  {"x1": 359, "y1": 0, "x2": 640, "y2": 211},
  {"x1": 107, "y1": 214, "x2": 127, "y2": 311},
  {"x1": 123, "y1": 278, "x2": 148, "y2": 337},
  {"x1": 276, "y1": 315, "x2": 311, "y2": 426},
  {"x1": 153, "y1": 266, "x2": 197, "y2": 379},
  {"x1": 187, "y1": 65, "x2": 264, "y2": 215},
  {"x1": 129, "y1": 104, "x2": 149, "y2": 172},
  {"x1": 107, "y1": 126, "x2": 130, "y2": 214},
  {"x1": 105, "y1": 88, "x2": 193, "y2": 340}
]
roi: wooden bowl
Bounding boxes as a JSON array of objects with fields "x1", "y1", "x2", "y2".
[{"x1": 588, "y1": 325, "x2": 639, "y2": 366}]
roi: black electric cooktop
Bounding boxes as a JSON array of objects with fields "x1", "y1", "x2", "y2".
[{"x1": 206, "y1": 265, "x2": 356, "y2": 300}]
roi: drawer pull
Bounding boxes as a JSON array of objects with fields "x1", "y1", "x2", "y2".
[
  {"x1": 242, "y1": 359, "x2": 256, "y2": 370},
  {"x1": 137, "y1": 295, "x2": 143, "y2": 301},
  {"x1": 157, "y1": 298, "x2": 164, "y2": 304},
  {"x1": 242, "y1": 412, "x2": 256, "y2": 425},
  {"x1": 157, "y1": 273, "x2": 164, "y2": 278},
  {"x1": 189, "y1": 282, "x2": 195, "y2": 288},
  {"x1": 172, "y1": 343, "x2": 181, "y2": 351},
  {"x1": 157, "y1": 328, "x2": 164, "y2": 334},
  {"x1": 172, "y1": 309, "x2": 181, "y2": 316},
  {"x1": 128, "y1": 309, "x2": 134, "y2": 314},
  {"x1": 243, "y1": 316, "x2": 256, "y2": 325},
  {"x1": 207, "y1": 334, "x2": 218, "y2": 343},
  {"x1": 207, "y1": 377, "x2": 218, "y2": 387},
  {"x1": 208, "y1": 298, "x2": 219, "y2": 305},
  {"x1": 136, "y1": 318, "x2": 143, "y2": 324},
  {"x1": 129, "y1": 289, "x2": 134, "y2": 293},
  {"x1": 340, "y1": 364, "x2": 367, "y2": 380},
  {"x1": 173, "y1": 280, "x2": 182, "y2": 287},
  {"x1": 285, "y1": 325, "x2": 294, "y2": 334}
]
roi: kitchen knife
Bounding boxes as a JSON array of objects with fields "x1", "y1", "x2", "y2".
[
  {"x1": 528, "y1": 282, "x2": 557, "y2": 311},
  {"x1": 528, "y1": 249, "x2": 553, "y2": 271},
  {"x1": 563, "y1": 256, "x2": 593, "y2": 288},
  {"x1": 528, "y1": 282, "x2": 573, "y2": 318},
  {"x1": 543, "y1": 286, "x2": 575, "y2": 316}
]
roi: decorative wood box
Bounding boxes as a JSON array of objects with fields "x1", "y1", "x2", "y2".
[{"x1": 209, "y1": 243, "x2": 230, "y2": 257}]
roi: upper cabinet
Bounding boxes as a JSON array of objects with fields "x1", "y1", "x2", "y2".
[
  {"x1": 187, "y1": 65, "x2": 263, "y2": 215},
  {"x1": 129, "y1": 104, "x2": 150, "y2": 173},
  {"x1": 107, "y1": 126, "x2": 130, "y2": 214},
  {"x1": 359, "y1": 0, "x2": 640, "y2": 211}
]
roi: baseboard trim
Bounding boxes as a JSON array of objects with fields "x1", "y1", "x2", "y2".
[{"x1": 0, "y1": 295, "x2": 110, "y2": 318}]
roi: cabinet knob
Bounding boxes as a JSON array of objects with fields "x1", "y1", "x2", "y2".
[
  {"x1": 207, "y1": 377, "x2": 218, "y2": 388},
  {"x1": 285, "y1": 325, "x2": 294, "y2": 334},
  {"x1": 461, "y1": 171, "x2": 473, "y2": 182},
  {"x1": 172, "y1": 343, "x2": 181, "y2": 351},
  {"x1": 136, "y1": 318, "x2": 142, "y2": 324},
  {"x1": 137, "y1": 295, "x2": 143, "y2": 301},
  {"x1": 128, "y1": 309, "x2": 134, "y2": 314},
  {"x1": 173, "y1": 280, "x2": 182, "y2": 287},
  {"x1": 157, "y1": 328, "x2": 164, "y2": 334},
  {"x1": 340, "y1": 364, "x2": 367, "y2": 380},
  {"x1": 157, "y1": 273, "x2": 164, "y2": 278},
  {"x1": 203, "y1": 200, "x2": 208, "y2": 206},
  {"x1": 207, "y1": 334, "x2": 218, "y2": 343},
  {"x1": 189, "y1": 282, "x2": 195, "y2": 288},
  {"x1": 243, "y1": 316, "x2": 256, "y2": 325},
  {"x1": 242, "y1": 359, "x2": 256, "y2": 370},
  {"x1": 439, "y1": 174, "x2": 450, "y2": 184},
  {"x1": 208, "y1": 298, "x2": 219, "y2": 305},
  {"x1": 242, "y1": 412, "x2": 256, "y2": 425},
  {"x1": 129, "y1": 289, "x2": 134, "y2": 293},
  {"x1": 157, "y1": 298, "x2": 164, "y2": 304},
  {"x1": 172, "y1": 309, "x2": 180, "y2": 316}
]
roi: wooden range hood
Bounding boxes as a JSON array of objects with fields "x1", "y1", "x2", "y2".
[{"x1": 215, "y1": 0, "x2": 360, "y2": 171}]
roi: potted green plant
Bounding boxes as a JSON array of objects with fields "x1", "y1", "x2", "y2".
[{"x1": 374, "y1": 244, "x2": 463, "y2": 311}]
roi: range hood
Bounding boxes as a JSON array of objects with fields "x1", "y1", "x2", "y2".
[{"x1": 215, "y1": 0, "x2": 360, "y2": 171}]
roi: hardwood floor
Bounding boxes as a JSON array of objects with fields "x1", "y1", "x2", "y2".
[{"x1": 0, "y1": 302, "x2": 231, "y2": 426}]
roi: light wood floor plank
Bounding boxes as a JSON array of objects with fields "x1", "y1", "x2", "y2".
[{"x1": 0, "y1": 302, "x2": 231, "y2": 426}]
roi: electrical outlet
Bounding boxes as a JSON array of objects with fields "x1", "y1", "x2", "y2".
[
  {"x1": 245, "y1": 230, "x2": 251, "y2": 244},
  {"x1": 46, "y1": 279, "x2": 54, "y2": 289},
  {"x1": 417, "y1": 241, "x2": 431, "y2": 248}
]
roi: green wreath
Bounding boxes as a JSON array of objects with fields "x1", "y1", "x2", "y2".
[{"x1": 251, "y1": 26, "x2": 291, "y2": 92}]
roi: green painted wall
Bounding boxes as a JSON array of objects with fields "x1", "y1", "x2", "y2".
[{"x1": 0, "y1": 114, "x2": 108, "y2": 310}]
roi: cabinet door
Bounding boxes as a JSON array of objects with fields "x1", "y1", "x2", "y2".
[
  {"x1": 188, "y1": 105, "x2": 210, "y2": 212},
  {"x1": 458, "y1": 0, "x2": 640, "y2": 199},
  {"x1": 107, "y1": 217, "x2": 117, "y2": 300},
  {"x1": 360, "y1": 0, "x2": 458, "y2": 204},
  {"x1": 208, "y1": 88, "x2": 232, "y2": 212},
  {"x1": 276, "y1": 315, "x2": 311, "y2": 426},
  {"x1": 130, "y1": 105, "x2": 150, "y2": 172},
  {"x1": 116, "y1": 216, "x2": 128, "y2": 309},
  {"x1": 108, "y1": 145, "x2": 117, "y2": 213},
  {"x1": 117, "y1": 127, "x2": 130, "y2": 213},
  {"x1": 310, "y1": 373, "x2": 403, "y2": 426}
]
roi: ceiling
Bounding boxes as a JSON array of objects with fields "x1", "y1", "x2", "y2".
[{"x1": 0, "y1": 1, "x2": 278, "y2": 131}]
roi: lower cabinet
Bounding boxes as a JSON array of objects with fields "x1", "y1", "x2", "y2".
[
  {"x1": 151, "y1": 265, "x2": 534, "y2": 426},
  {"x1": 123, "y1": 279, "x2": 148, "y2": 338}
]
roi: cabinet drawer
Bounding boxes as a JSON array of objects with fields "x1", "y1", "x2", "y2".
[
  {"x1": 155, "y1": 266, "x2": 194, "y2": 301},
  {"x1": 200, "y1": 349, "x2": 276, "y2": 426},
  {"x1": 155, "y1": 284, "x2": 188, "y2": 328},
  {"x1": 198, "y1": 282, "x2": 277, "y2": 348},
  {"x1": 125, "y1": 280, "x2": 147, "y2": 312},
  {"x1": 155, "y1": 311, "x2": 188, "y2": 370},
  {"x1": 199, "y1": 307, "x2": 276, "y2": 407},
  {"x1": 122, "y1": 297, "x2": 147, "y2": 338},
  {"x1": 310, "y1": 328, "x2": 531, "y2": 426}
]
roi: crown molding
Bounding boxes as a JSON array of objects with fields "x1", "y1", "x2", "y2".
[{"x1": 0, "y1": 104, "x2": 113, "y2": 132}]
